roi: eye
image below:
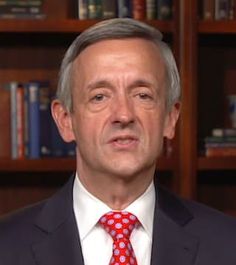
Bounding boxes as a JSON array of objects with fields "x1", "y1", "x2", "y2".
[
  {"x1": 136, "y1": 92, "x2": 154, "y2": 101},
  {"x1": 138, "y1": 92, "x2": 152, "y2": 100},
  {"x1": 91, "y1": 94, "x2": 106, "y2": 102}
]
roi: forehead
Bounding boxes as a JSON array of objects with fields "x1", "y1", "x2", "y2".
[
  {"x1": 71, "y1": 38, "x2": 167, "y2": 90},
  {"x1": 75, "y1": 38, "x2": 164, "y2": 66}
]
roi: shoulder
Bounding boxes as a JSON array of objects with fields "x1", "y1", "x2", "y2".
[
  {"x1": 157, "y1": 186, "x2": 236, "y2": 262},
  {"x1": 182, "y1": 196, "x2": 236, "y2": 236},
  {"x1": 158, "y1": 185, "x2": 236, "y2": 238},
  {"x1": 0, "y1": 200, "x2": 46, "y2": 243}
]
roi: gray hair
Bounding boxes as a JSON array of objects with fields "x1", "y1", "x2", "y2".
[{"x1": 57, "y1": 18, "x2": 180, "y2": 111}]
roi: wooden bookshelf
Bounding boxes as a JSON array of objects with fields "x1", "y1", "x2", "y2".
[
  {"x1": 198, "y1": 20, "x2": 236, "y2": 34},
  {"x1": 0, "y1": 19, "x2": 174, "y2": 33},
  {"x1": 198, "y1": 157, "x2": 236, "y2": 171},
  {"x1": 0, "y1": 157, "x2": 177, "y2": 173}
]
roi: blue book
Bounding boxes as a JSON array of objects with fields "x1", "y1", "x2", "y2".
[
  {"x1": 27, "y1": 82, "x2": 40, "y2": 159},
  {"x1": 38, "y1": 81, "x2": 51, "y2": 157},
  {"x1": 157, "y1": 0, "x2": 173, "y2": 20},
  {"x1": 27, "y1": 81, "x2": 51, "y2": 159},
  {"x1": 50, "y1": 116, "x2": 66, "y2": 157},
  {"x1": 117, "y1": 0, "x2": 132, "y2": 17}
]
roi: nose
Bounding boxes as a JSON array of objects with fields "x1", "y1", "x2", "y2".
[{"x1": 111, "y1": 95, "x2": 135, "y2": 127}]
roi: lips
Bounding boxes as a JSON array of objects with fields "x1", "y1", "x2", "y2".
[{"x1": 108, "y1": 135, "x2": 139, "y2": 148}]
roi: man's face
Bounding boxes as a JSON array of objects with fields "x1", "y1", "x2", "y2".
[{"x1": 58, "y1": 38, "x2": 179, "y2": 179}]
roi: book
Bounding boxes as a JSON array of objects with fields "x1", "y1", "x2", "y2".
[
  {"x1": 146, "y1": 0, "x2": 156, "y2": 20},
  {"x1": 0, "y1": 12, "x2": 45, "y2": 18},
  {"x1": 27, "y1": 81, "x2": 51, "y2": 159},
  {"x1": 117, "y1": 0, "x2": 132, "y2": 17},
  {"x1": 132, "y1": 0, "x2": 146, "y2": 19},
  {"x1": 0, "y1": 0, "x2": 43, "y2": 6},
  {"x1": 88, "y1": 0, "x2": 102, "y2": 19},
  {"x1": 204, "y1": 136, "x2": 236, "y2": 148},
  {"x1": 9, "y1": 81, "x2": 18, "y2": 159},
  {"x1": 27, "y1": 82, "x2": 40, "y2": 159},
  {"x1": 38, "y1": 81, "x2": 51, "y2": 157},
  {"x1": 229, "y1": 0, "x2": 235, "y2": 19},
  {"x1": 16, "y1": 83, "x2": 25, "y2": 159},
  {"x1": 157, "y1": 0, "x2": 173, "y2": 20},
  {"x1": 0, "y1": 5, "x2": 42, "y2": 15},
  {"x1": 102, "y1": 0, "x2": 116, "y2": 19},
  {"x1": 202, "y1": 0, "x2": 215, "y2": 20},
  {"x1": 212, "y1": 128, "x2": 236, "y2": 137},
  {"x1": 206, "y1": 146, "x2": 236, "y2": 157},
  {"x1": 215, "y1": 0, "x2": 229, "y2": 19},
  {"x1": 0, "y1": 86, "x2": 11, "y2": 158},
  {"x1": 78, "y1": 0, "x2": 88, "y2": 19}
]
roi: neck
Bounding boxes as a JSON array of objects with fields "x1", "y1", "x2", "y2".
[{"x1": 77, "y1": 167, "x2": 155, "y2": 210}]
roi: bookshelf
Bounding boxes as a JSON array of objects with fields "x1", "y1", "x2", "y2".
[
  {"x1": 178, "y1": 0, "x2": 236, "y2": 215},
  {"x1": 1, "y1": 0, "x2": 236, "y2": 217}
]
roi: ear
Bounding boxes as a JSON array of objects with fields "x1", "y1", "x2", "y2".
[
  {"x1": 51, "y1": 99, "x2": 76, "y2": 142},
  {"x1": 163, "y1": 102, "x2": 181, "y2": 140}
]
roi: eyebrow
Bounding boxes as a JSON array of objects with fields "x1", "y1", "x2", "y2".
[
  {"x1": 87, "y1": 79, "x2": 155, "y2": 91},
  {"x1": 128, "y1": 79, "x2": 154, "y2": 89},
  {"x1": 87, "y1": 80, "x2": 113, "y2": 91}
]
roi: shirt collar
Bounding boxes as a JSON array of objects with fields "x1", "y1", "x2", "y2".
[{"x1": 73, "y1": 173, "x2": 156, "y2": 240}]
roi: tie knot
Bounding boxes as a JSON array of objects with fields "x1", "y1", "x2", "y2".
[{"x1": 99, "y1": 211, "x2": 139, "y2": 241}]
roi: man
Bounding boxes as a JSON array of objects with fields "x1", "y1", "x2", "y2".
[{"x1": 0, "y1": 18, "x2": 236, "y2": 265}]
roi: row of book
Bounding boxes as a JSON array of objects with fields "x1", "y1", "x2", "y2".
[
  {"x1": 204, "y1": 128, "x2": 236, "y2": 157},
  {"x1": 0, "y1": 0, "x2": 45, "y2": 19},
  {"x1": 2, "y1": 81, "x2": 75, "y2": 160},
  {"x1": 201, "y1": 0, "x2": 236, "y2": 20},
  {"x1": 78, "y1": 0, "x2": 173, "y2": 20}
]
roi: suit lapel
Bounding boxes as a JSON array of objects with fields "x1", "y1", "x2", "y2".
[
  {"x1": 31, "y1": 176, "x2": 84, "y2": 265},
  {"x1": 151, "y1": 185, "x2": 199, "y2": 265}
]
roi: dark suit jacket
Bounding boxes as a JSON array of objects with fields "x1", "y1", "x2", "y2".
[{"x1": 1, "y1": 175, "x2": 236, "y2": 265}]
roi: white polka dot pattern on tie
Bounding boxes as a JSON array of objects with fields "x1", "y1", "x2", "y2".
[{"x1": 99, "y1": 211, "x2": 139, "y2": 265}]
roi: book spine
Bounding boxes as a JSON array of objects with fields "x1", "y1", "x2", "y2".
[
  {"x1": 38, "y1": 81, "x2": 51, "y2": 157},
  {"x1": 0, "y1": 0, "x2": 43, "y2": 6},
  {"x1": 229, "y1": 0, "x2": 235, "y2": 19},
  {"x1": 117, "y1": 0, "x2": 132, "y2": 17},
  {"x1": 215, "y1": 0, "x2": 229, "y2": 19},
  {"x1": 16, "y1": 83, "x2": 25, "y2": 159},
  {"x1": 24, "y1": 84, "x2": 29, "y2": 158},
  {"x1": 212, "y1": 128, "x2": 236, "y2": 137},
  {"x1": 0, "y1": 12, "x2": 45, "y2": 18},
  {"x1": 146, "y1": 0, "x2": 156, "y2": 19},
  {"x1": 0, "y1": 6, "x2": 42, "y2": 15},
  {"x1": 28, "y1": 82, "x2": 40, "y2": 159},
  {"x1": 132, "y1": 0, "x2": 146, "y2": 19},
  {"x1": 0, "y1": 86, "x2": 11, "y2": 158},
  {"x1": 102, "y1": 0, "x2": 117, "y2": 19},
  {"x1": 204, "y1": 136, "x2": 236, "y2": 144},
  {"x1": 78, "y1": 0, "x2": 88, "y2": 19},
  {"x1": 88, "y1": 0, "x2": 102, "y2": 18},
  {"x1": 157, "y1": 0, "x2": 173, "y2": 20},
  {"x1": 206, "y1": 146, "x2": 236, "y2": 157},
  {"x1": 9, "y1": 82, "x2": 18, "y2": 159},
  {"x1": 202, "y1": 0, "x2": 215, "y2": 20}
]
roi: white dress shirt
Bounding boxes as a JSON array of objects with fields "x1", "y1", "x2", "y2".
[{"x1": 73, "y1": 173, "x2": 156, "y2": 265}]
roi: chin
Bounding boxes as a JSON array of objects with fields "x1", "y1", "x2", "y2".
[{"x1": 105, "y1": 160, "x2": 151, "y2": 179}]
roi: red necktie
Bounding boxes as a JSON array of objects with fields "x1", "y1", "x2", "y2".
[{"x1": 99, "y1": 211, "x2": 139, "y2": 265}]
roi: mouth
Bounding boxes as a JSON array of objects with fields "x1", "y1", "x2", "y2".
[{"x1": 108, "y1": 135, "x2": 139, "y2": 149}]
